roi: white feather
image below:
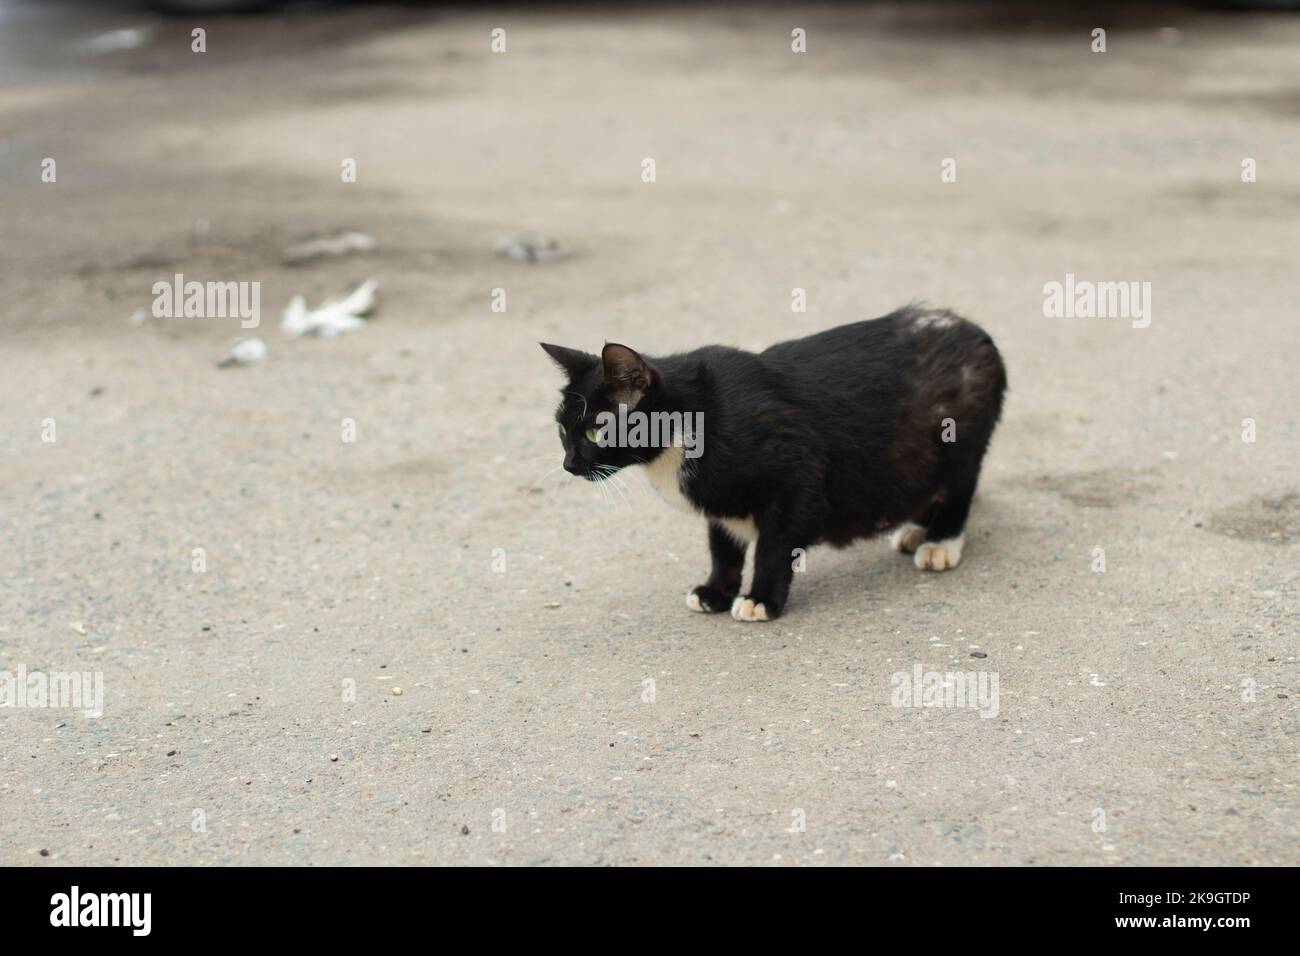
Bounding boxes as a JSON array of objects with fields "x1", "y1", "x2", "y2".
[{"x1": 279, "y1": 280, "x2": 376, "y2": 337}]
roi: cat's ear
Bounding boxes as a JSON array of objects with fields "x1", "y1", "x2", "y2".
[
  {"x1": 540, "y1": 342, "x2": 597, "y2": 379},
  {"x1": 601, "y1": 343, "x2": 656, "y2": 407}
]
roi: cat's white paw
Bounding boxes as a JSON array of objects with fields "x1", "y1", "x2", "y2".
[
  {"x1": 888, "y1": 523, "x2": 926, "y2": 553},
  {"x1": 686, "y1": 590, "x2": 704, "y2": 612},
  {"x1": 914, "y1": 535, "x2": 964, "y2": 571},
  {"x1": 730, "y1": 596, "x2": 770, "y2": 622}
]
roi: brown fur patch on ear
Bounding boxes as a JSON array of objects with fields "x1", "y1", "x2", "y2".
[{"x1": 602, "y1": 343, "x2": 654, "y2": 407}]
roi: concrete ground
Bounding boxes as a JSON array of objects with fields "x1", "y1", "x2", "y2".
[{"x1": 0, "y1": 1, "x2": 1296, "y2": 866}]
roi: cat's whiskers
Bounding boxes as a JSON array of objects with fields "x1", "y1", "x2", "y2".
[
  {"x1": 600, "y1": 466, "x2": 632, "y2": 506},
  {"x1": 532, "y1": 459, "x2": 567, "y2": 490},
  {"x1": 612, "y1": 469, "x2": 640, "y2": 505},
  {"x1": 591, "y1": 465, "x2": 613, "y2": 503},
  {"x1": 563, "y1": 391, "x2": 589, "y2": 420},
  {"x1": 603, "y1": 466, "x2": 636, "y2": 506},
  {"x1": 595, "y1": 472, "x2": 613, "y2": 506}
]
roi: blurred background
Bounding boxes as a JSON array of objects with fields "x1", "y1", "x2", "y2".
[{"x1": 1, "y1": 1, "x2": 1296, "y2": 865}]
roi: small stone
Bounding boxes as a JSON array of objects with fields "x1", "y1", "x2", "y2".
[
  {"x1": 970, "y1": 651, "x2": 987, "y2": 659},
  {"x1": 166, "y1": 750, "x2": 177, "y2": 757},
  {"x1": 494, "y1": 232, "x2": 568, "y2": 263},
  {"x1": 217, "y1": 337, "x2": 267, "y2": 368},
  {"x1": 329, "y1": 754, "x2": 339, "y2": 762},
  {"x1": 39, "y1": 849, "x2": 50, "y2": 857},
  {"x1": 543, "y1": 602, "x2": 561, "y2": 609},
  {"x1": 460, "y1": 824, "x2": 470, "y2": 835},
  {"x1": 69, "y1": 622, "x2": 87, "y2": 636},
  {"x1": 391, "y1": 687, "x2": 403, "y2": 696}
]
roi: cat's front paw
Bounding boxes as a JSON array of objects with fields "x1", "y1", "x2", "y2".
[
  {"x1": 730, "y1": 595, "x2": 778, "y2": 622},
  {"x1": 686, "y1": 584, "x2": 736, "y2": 613},
  {"x1": 914, "y1": 535, "x2": 964, "y2": 571}
]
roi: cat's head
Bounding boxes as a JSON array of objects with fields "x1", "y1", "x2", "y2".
[{"x1": 540, "y1": 341, "x2": 659, "y2": 480}]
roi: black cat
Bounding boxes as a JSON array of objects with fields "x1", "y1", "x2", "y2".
[{"x1": 542, "y1": 305, "x2": 1006, "y2": 621}]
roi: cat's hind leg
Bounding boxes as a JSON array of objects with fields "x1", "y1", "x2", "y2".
[
  {"x1": 914, "y1": 334, "x2": 1003, "y2": 572},
  {"x1": 888, "y1": 523, "x2": 926, "y2": 554},
  {"x1": 914, "y1": 480, "x2": 975, "y2": 572}
]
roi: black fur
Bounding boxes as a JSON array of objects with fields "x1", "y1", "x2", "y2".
[{"x1": 542, "y1": 305, "x2": 1007, "y2": 620}]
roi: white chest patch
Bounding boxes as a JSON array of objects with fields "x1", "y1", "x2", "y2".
[
  {"x1": 642, "y1": 445, "x2": 696, "y2": 514},
  {"x1": 640, "y1": 446, "x2": 757, "y2": 542}
]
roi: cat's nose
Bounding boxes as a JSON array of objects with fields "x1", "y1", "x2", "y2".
[{"x1": 563, "y1": 451, "x2": 583, "y2": 476}]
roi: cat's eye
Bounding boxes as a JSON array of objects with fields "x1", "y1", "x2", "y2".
[{"x1": 585, "y1": 425, "x2": 601, "y2": 445}]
